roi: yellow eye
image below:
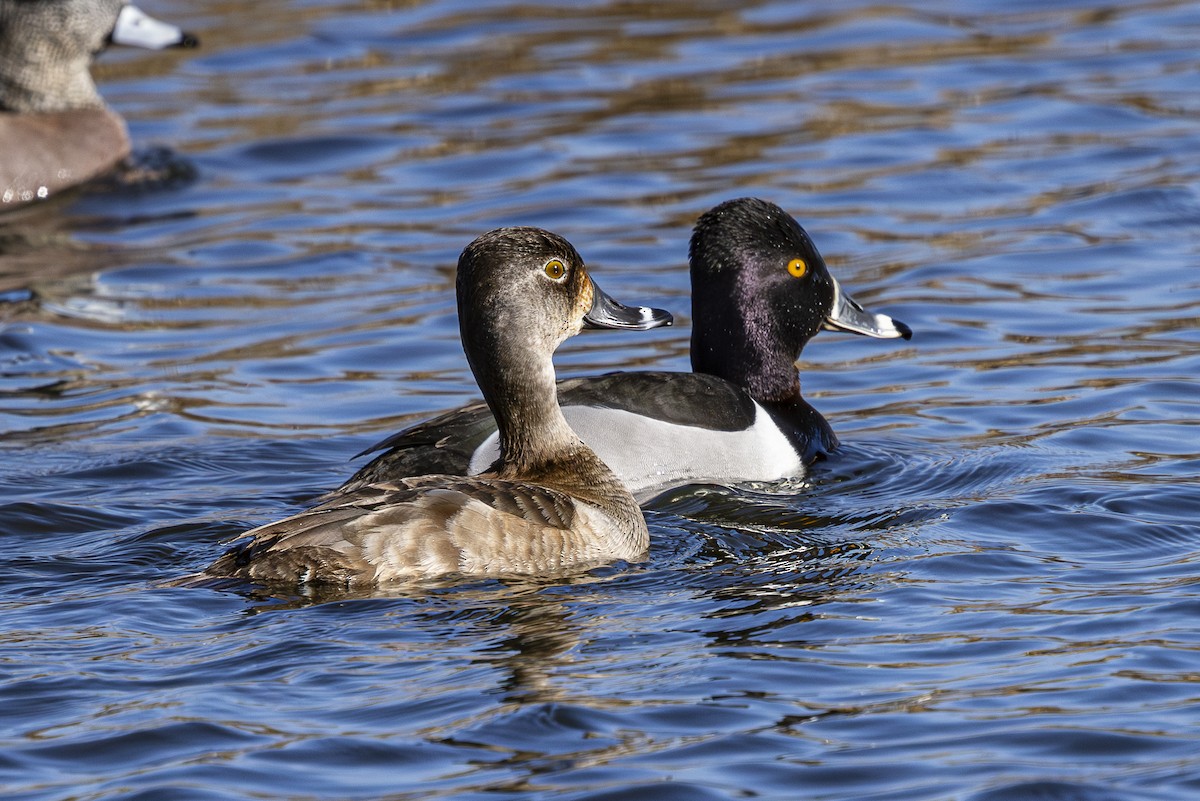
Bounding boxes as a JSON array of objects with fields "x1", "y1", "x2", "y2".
[
  {"x1": 544, "y1": 259, "x2": 566, "y2": 280},
  {"x1": 787, "y1": 258, "x2": 807, "y2": 278}
]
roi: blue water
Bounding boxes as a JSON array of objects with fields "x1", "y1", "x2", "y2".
[{"x1": 2, "y1": 1, "x2": 1199, "y2": 799}]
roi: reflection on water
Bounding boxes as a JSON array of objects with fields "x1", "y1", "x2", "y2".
[{"x1": 3, "y1": 1, "x2": 1200, "y2": 800}]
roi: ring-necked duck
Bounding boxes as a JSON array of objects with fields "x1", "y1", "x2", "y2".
[
  {"x1": 0, "y1": 0, "x2": 197, "y2": 208},
  {"x1": 205, "y1": 228, "x2": 673, "y2": 585},
  {"x1": 339, "y1": 198, "x2": 911, "y2": 499}
]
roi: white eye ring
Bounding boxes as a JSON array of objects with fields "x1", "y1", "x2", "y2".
[{"x1": 544, "y1": 259, "x2": 567, "y2": 281}]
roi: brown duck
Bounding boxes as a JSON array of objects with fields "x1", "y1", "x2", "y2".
[{"x1": 206, "y1": 227, "x2": 673, "y2": 587}]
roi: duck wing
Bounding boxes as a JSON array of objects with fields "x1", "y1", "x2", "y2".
[
  {"x1": 209, "y1": 476, "x2": 600, "y2": 585},
  {"x1": 558, "y1": 371, "x2": 759, "y2": 430}
]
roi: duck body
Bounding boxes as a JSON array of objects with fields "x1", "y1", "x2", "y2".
[
  {"x1": 212, "y1": 472, "x2": 652, "y2": 585},
  {"x1": 338, "y1": 198, "x2": 910, "y2": 499},
  {"x1": 0, "y1": 0, "x2": 197, "y2": 208},
  {"x1": 0, "y1": 109, "x2": 130, "y2": 204},
  {"x1": 208, "y1": 228, "x2": 672, "y2": 586},
  {"x1": 209, "y1": 471, "x2": 647, "y2": 585},
  {"x1": 343, "y1": 371, "x2": 832, "y2": 499}
]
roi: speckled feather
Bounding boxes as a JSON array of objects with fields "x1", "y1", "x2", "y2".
[{"x1": 209, "y1": 474, "x2": 637, "y2": 586}]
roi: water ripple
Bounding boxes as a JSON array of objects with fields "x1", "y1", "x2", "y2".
[{"x1": 4, "y1": 1, "x2": 1200, "y2": 800}]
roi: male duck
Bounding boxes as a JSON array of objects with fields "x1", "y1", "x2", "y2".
[
  {"x1": 206, "y1": 228, "x2": 673, "y2": 585},
  {"x1": 0, "y1": 0, "x2": 197, "y2": 208},
  {"x1": 339, "y1": 198, "x2": 912, "y2": 499}
]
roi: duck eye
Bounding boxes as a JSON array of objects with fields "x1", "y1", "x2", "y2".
[
  {"x1": 544, "y1": 259, "x2": 566, "y2": 280},
  {"x1": 787, "y1": 258, "x2": 807, "y2": 278}
]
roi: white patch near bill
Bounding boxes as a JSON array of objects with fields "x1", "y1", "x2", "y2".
[{"x1": 111, "y1": 4, "x2": 185, "y2": 49}]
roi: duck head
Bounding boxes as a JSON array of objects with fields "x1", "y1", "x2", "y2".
[
  {"x1": 456, "y1": 227, "x2": 672, "y2": 464},
  {"x1": 689, "y1": 197, "x2": 911, "y2": 403}
]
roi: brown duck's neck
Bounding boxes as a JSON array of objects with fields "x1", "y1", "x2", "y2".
[
  {"x1": 476, "y1": 347, "x2": 572, "y2": 466},
  {"x1": 495, "y1": 398, "x2": 582, "y2": 475}
]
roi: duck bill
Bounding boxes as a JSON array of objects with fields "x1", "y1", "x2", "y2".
[
  {"x1": 583, "y1": 279, "x2": 673, "y2": 331},
  {"x1": 110, "y1": 4, "x2": 199, "y2": 50},
  {"x1": 822, "y1": 277, "x2": 912, "y2": 340}
]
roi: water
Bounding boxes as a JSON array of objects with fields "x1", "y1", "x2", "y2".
[{"x1": 2, "y1": 1, "x2": 1199, "y2": 799}]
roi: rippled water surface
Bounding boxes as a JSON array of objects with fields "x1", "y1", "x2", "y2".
[{"x1": 3, "y1": 1, "x2": 1199, "y2": 799}]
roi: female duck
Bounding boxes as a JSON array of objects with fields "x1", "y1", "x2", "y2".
[
  {"x1": 206, "y1": 228, "x2": 672, "y2": 585},
  {"x1": 0, "y1": 0, "x2": 197, "y2": 208},
  {"x1": 340, "y1": 198, "x2": 911, "y2": 498}
]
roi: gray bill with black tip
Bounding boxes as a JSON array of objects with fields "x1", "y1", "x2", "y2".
[
  {"x1": 584, "y1": 280, "x2": 673, "y2": 331},
  {"x1": 823, "y1": 277, "x2": 912, "y2": 340}
]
